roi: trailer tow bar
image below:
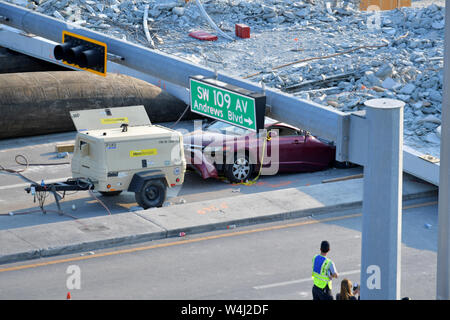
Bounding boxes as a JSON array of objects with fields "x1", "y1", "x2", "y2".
[{"x1": 25, "y1": 178, "x2": 94, "y2": 215}]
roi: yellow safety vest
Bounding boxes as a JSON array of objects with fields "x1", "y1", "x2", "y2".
[{"x1": 312, "y1": 254, "x2": 332, "y2": 290}]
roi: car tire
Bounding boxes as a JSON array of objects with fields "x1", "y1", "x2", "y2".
[
  {"x1": 224, "y1": 154, "x2": 254, "y2": 183},
  {"x1": 135, "y1": 179, "x2": 166, "y2": 209},
  {"x1": 99, "y1": 191, "x2": 122, "y2": 196}
]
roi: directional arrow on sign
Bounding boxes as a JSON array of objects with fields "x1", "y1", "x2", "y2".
[{"x1": 244, "y1": 118, "x2": 253, "y2": 126}]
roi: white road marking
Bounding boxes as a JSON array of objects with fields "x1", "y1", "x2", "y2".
[{"x1": 253, "y1": 269, "x2": 360, "y2": 290}]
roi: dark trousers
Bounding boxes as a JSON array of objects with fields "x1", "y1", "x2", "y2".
[{"x1": 312, "y1": 284, "x2": 334, "y2": 300}]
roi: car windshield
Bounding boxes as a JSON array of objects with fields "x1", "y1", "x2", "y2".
[{"x1": 205, "y1": 117, "x2": 278, "y2": 136}]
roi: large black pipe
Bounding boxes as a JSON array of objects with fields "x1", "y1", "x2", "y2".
[
  {"x1": 53, "y1": 42, "x2": 73, "y2": 61},
  {"x1": 0, "y1": 71, "x2": 198, "y2": 140},
  {"x1": 0, "y1": 47, "x2": 69, "y2": 73}
]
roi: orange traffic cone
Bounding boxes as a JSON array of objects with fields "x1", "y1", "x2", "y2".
[{"x1": 66, "y1": 292, "x2": 71, "y2": 300}]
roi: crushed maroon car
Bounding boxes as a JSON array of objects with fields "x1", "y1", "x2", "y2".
[{"x1": 183, "y1": 117, "x2": 338, "y2": 183}]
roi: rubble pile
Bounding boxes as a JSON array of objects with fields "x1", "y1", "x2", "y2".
[{"x1": 7, "y1": 0, "x2": 446, "y2": 157}]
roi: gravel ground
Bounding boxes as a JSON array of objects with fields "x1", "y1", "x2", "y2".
[{"x1": 412, "y1": 0, "x2": 445, "y2": 8}]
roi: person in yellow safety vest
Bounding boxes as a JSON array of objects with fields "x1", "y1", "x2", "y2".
[{"x1": 312, "y1": 240, "x2": 339, "y2": 300}]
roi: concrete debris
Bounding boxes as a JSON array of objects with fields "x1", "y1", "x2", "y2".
[
  {"x1": 418, "y1": 114, "x2": 441, "y2": 125},
  {"x1": 382, "y1": 77, "x2": 401, "y2": 91},
  {"x1": 5, "y1": 0, "x2": 445, "y2": 158},
  {"x1": 79, "y1": 251, "x2": 96, "y2": 256},
  {"x1": 436, "y1": 125, "x2": 442, "y2": 138},
  {"x1": 172, "y1": 7, "x2": 185, "y2": 16},
  {"x1": 372, "y1": 86, "x2": 385, "y2": 93},
  {"x1": 399, "y1": 83, "x2": 416, "y2": 95},
  {"x1": 374, "y1": 63, "x2": 394, "y2": 80}
]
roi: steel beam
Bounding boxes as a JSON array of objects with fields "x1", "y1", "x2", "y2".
[
  {"x1": 403, "y1": 145, "x2": 440, "y2": 186},
  {"x1": 436, "y1": 0, "x2": 450, "y2": 301}
]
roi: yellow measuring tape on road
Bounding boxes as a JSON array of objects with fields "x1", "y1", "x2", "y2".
[{"x1": 237, "y1": 133, "x2": 269, "y2": 186}]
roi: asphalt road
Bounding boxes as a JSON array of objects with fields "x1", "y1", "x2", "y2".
[
  {"x1": 0, "y1": 120, "x2": 363, "y2": 230},
  {"x1": 0, "y1": 197, "x2": 438, "y2": 300}
]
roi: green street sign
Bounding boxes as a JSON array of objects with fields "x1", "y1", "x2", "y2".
[{"x1": 190, "y1": 76, "x2": 266, "y2": 132}]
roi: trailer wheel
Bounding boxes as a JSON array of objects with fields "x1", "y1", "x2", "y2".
[{"x1": 135, "y1": 179, "x2": 166, "y2": 209}]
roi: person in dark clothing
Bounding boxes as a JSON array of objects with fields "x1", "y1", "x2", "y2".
[{"x1": 336, "y1": 278, "x2": 358, "y2": 300}]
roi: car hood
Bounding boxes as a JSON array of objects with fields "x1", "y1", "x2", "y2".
[{"x1": 183, "y1": 130, "x2": 236, "y2": 148}]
